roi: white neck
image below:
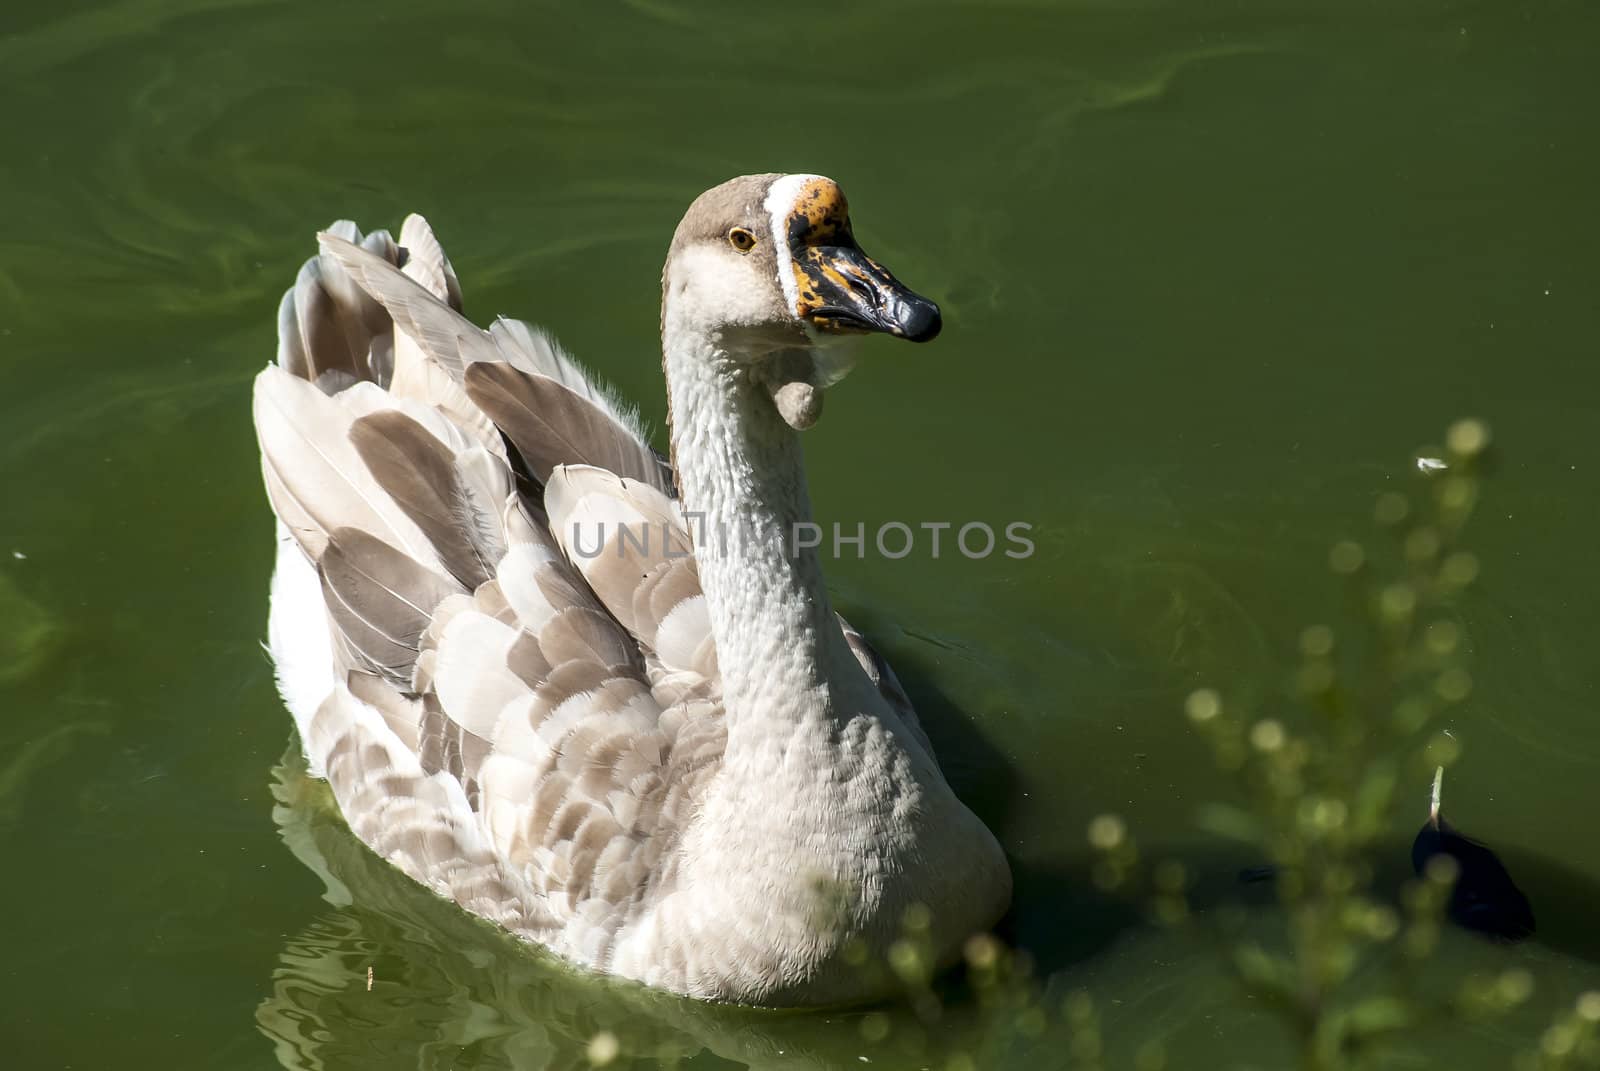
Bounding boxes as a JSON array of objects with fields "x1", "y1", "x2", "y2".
[
  {"x1": 660, "y1": 304, "x2": 862, "y2": 744},
  {"x1": 636, "y1": 264, "x2": 1011, "y2": 1005}
]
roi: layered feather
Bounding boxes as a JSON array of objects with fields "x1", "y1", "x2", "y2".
[{"x1": 255, "y1": 211, "x2": 931, "y2": 987}]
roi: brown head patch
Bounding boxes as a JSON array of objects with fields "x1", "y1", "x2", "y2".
[{"x1": 784, "y1": 177, "x2": 851, "y2": 248}]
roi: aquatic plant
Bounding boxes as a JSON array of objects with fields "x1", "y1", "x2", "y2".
[
  {"x1": 1163, "y1": 419, "x2": 1507, "y2": 1068},
  {"x1": 1077, "y1": 420, "x2": 1600, "y2": 1071}
]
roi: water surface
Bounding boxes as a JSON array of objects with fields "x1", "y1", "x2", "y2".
[{"x1": 3, "y1": 1, "x2": 1599, "y2": 1067}]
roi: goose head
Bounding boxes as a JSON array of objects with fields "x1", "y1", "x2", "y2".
[{"x1": 664, "y1": 173, "x2": 941, "y2": 429}]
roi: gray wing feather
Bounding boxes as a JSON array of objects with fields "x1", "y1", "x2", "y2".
[
  {"x1": 465, "y1": 363, "x2": 673, "y2": 493},
  {"x1": 258, "y1": 214, "x2": 759, "y2": 967},
  {"x1": 254, "y1": 367, "x2": 442, "y2": 567},
  {"x1": 350, "y1": 409, "x2": 508, "y2": 590},
  {"x1": 319, "y1": 526, "x2": 463, "y2": 685},
  {"x1": 317, "y1": 232, "x2": 502, "y2": 377}
]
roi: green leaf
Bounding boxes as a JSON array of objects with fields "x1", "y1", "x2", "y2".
[
  {"x1": 1232, "y1": 943, "x2": 1296, "y2": 1001},
  {"x1": 1350, "y1": 759, "x2": 1398, "y2": 840},
  {"x1": 1195, "y1": 803, "x2": 1266, "y2": 844},
  {"x1": 1343, "y1": 995, "x2": 1412, "y2": 1038}
]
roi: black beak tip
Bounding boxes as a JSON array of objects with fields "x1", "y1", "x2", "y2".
[{"x1": 895, "y1": 297, "x2": 942, "y2": 343}]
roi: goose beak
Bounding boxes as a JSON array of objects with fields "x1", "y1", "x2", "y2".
[
  {"x1": 777, "y1": 176, "x2": 940, "y2": 342},
  {"x1": 795, "y1": 244, "x2": 942, "y2": 343}
]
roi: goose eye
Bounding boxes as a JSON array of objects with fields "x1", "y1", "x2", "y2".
[{"x1": 727, "y1": 227, "x2": 757, "y2": 253}]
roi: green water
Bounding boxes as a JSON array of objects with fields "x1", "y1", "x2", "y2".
[{"x1": 4, "y1": 0, "x2": 1599, "y2": 1067}]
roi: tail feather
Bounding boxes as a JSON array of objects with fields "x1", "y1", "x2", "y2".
[
  {"x1": 399, "y1": 214, "x2": 463, "y2": 311},
  {"x1": 315, "y1": 229, "x2": 670, "y2": 494},
  {"x1": 274, "y1": 220, "x2": 404, "y2": 393}
]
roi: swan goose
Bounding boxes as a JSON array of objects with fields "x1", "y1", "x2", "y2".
[{"x1": 252, "y1": 173, "x2": 1012, "y2": 1006}]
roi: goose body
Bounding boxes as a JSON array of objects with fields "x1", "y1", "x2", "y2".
[{"x1": 253, "y1": 174, "x2": 1011, "y2": 1005}]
